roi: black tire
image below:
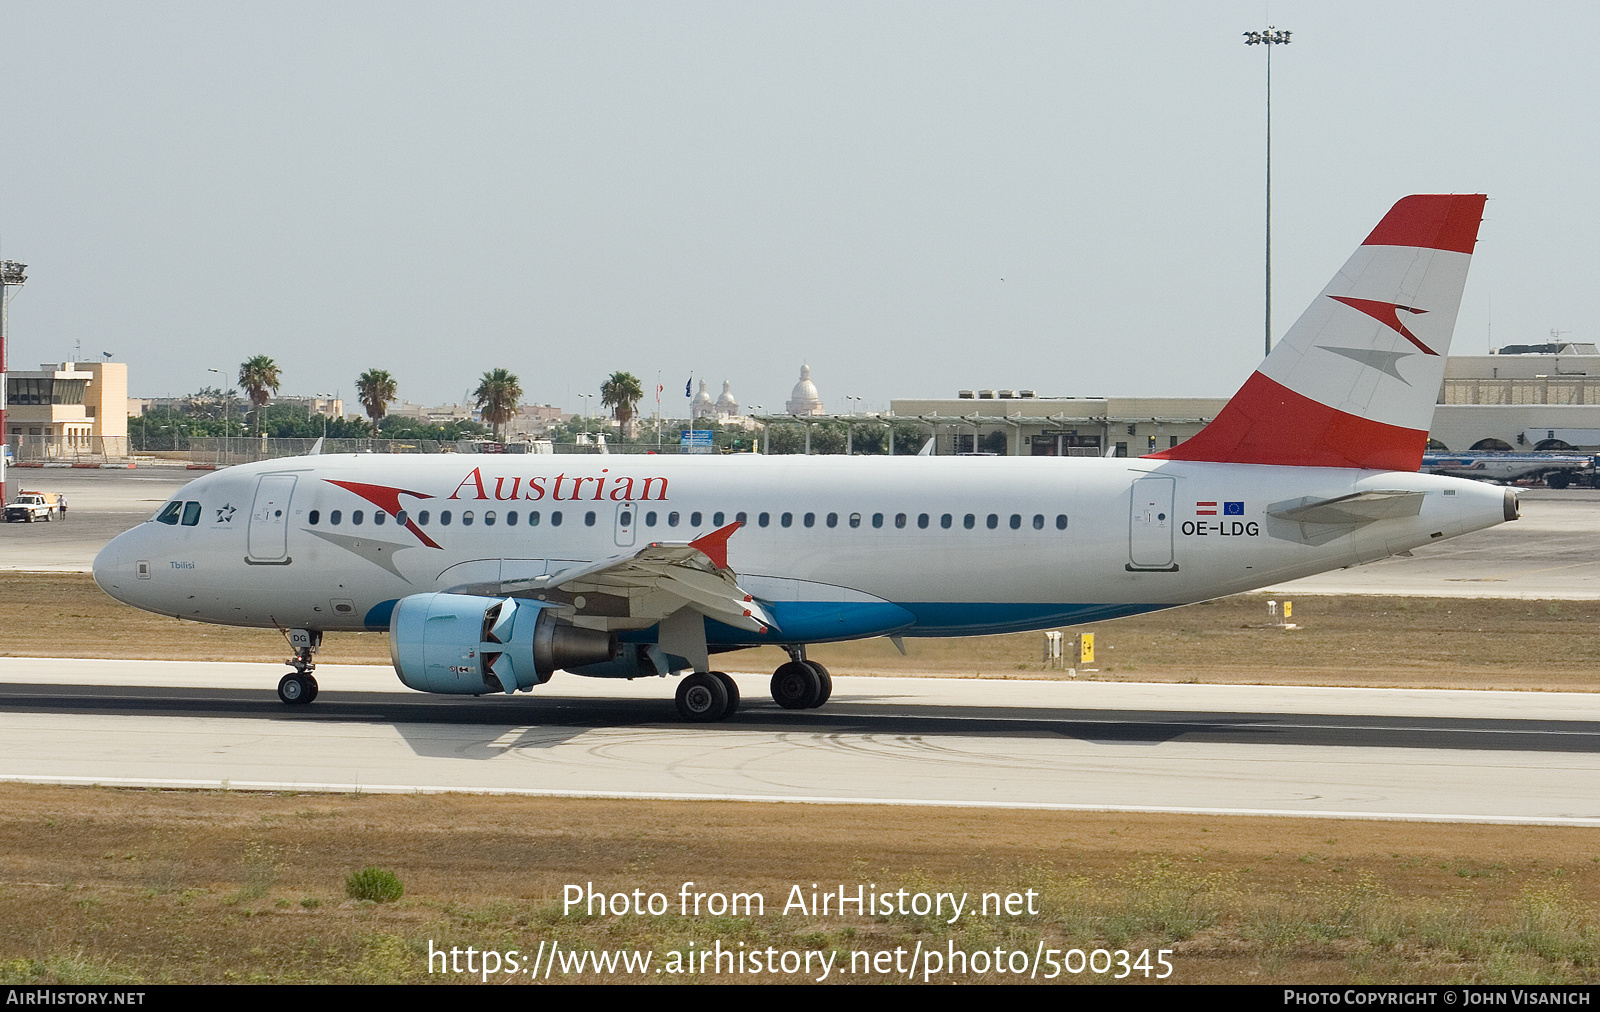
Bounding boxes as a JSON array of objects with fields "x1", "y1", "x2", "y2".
[
  {"x1": 304, "y1": 675, "x2": 319, "y2": 703},
  {"x1": 675, "y1": 672, "x2": 729, "y2": 722},
  {"x1": 771, "y1": 660, "x2": 822, "y2": 710},
  {"x1": 711, "y1": 672, "x2": 739, "y2": 717},
  {"x1": 277, "y1": 673, "x2": 313, "y2": 705},
  {"x1": 804, "y1": 661, "x2": 832, "y2": 707},
  {"x1": 1548, "y1": 471, "x2": 1572, "y2": 489}
]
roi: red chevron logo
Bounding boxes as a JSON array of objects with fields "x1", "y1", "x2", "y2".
[
  {"x1": 1328, "y1": 296, "x2": 1436, "y2": 355},
  {"x1": 324, "y1": 479, "x2": 441, "y2": 549}
]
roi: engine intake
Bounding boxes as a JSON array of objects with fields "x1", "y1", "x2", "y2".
[{"x1": 389, "y1": 592, "x2": 618, "y2": 694}]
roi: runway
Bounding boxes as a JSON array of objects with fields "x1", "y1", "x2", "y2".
[{"x1": 4, "y1": 657, "x2": 1599, "y2": 825}]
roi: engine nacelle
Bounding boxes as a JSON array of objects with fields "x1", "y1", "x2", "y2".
[{"x1": 389, "y1": 592, "x2": 618, "y2": 695}]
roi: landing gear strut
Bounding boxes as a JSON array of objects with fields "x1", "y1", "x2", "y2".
[
  {"x1": 771, "y1": 645, "x2": 831, "y2": 710},
  {"x1": 279, "y1": 628, "x2": 321, "y2": 705}
]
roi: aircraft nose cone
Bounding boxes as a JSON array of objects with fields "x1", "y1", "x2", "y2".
[{"x1": 92, "y1": 527, "x2": 141, "y2": 603}]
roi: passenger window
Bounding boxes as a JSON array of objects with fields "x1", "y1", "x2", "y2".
[
  {"x1": 940, "y1": 514, "x2": 952, "y2": 529},
  {"x1": 872, "y1": 513, "x2": 883, "y2": 529},
  {"x1": 353, "y1": 510, "x2": 365, "y2": 526},
  {"x1": 505, "y1": 511, "x2": 516, "y2": 526},
  {"x1": 964, "y1": 514, "x2": 976, "y2": 530},
  {"x1": 551, "y1": 511, "x2": 563, "y2": 526},
  {"x1": 396, "y1": 510, "x2": 408, "y2": 526},
  {"x1": 181, "y1": 501, "x2": 202, "y2": 526},
  {"x1": 1033, "y1": 514, "x2": 1044, "y2": 530},
  {"x1": 1056, "y1": 514, "x2": 1068, "y2": 530},
  {"x1": 918, "y1": 513, "x2": 929, "y2": 529},
  {"x1": 156, "y1": 501, "x2": 183, "y2": 525},
  {"x1": 439, "y1": 511, "x2": 451, "y2": 526},
  {"x1": 585, "y1": 511, "x2": 596, "y2": 526},
  {"x1": 781, "y1": 512, "x2": 793, "y2": 528},
  {"x1": 690, "y1": 511, "x2": 702, "y2": 526},
  {"x1": 986, "y1": 513, "x2": 998, "y2": 529},
  {"x1": 895, "y1": 513, "x2": 907, "y2": 529},
  {"x1": 418, "y1": 510, "x2": 430, "y2": 525},
  {"x1": 668, "y1": 511, "x2": 680, "y2": 527},
  {"x1": 735, "y1": 511, "x2": 747, "y2": 525},
  {"x1": 461, "y1": 511, "x2": 473, "y2": 527},
  {"x1": 713, "y1": 512, "x2": 725, "y2": 526},
  {"x1": 804, "y1": 512, "x2": 815, "y2": 528},
  {"x1": 850, "y1": 513, "x2": 862, "y2": 528},
  {"x1": 331, "y1": 510, "x2": 343, "y2": 526},
  {"x1": 645, "y1": 511, "x2": 657, "y2": 527},
  {"x1": 373, "y1": 511, "x2": 387, "y2": 526},
  {"x1": 826, "y1": 512, "x2": 838, "y2": 528},
  {"x1": 529, "y1": 511, "x2": 540, "y2": 526},
  {"x1": 308, "y1": 510, "x2": 320, "y2": 525},
  {"x1": 759, "y1": 512, "x2": 770, "y2": 528},
  {"x1": 620, "y1": 509, "x2": 633, "y2": 526},
  {"x1": 483, "y1": 511, "x2": 495, "y2": 526},
  {"x1": 1010, "y1": 514, "x2": 1021, "y2": 530}
]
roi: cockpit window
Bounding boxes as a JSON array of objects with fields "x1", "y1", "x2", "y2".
[
  {"x1": 155, "y1": 501, "x2": 183, "y2": 525},
  {"x1": 181, "y1": 501, "x2": 202, "y2": 526}
]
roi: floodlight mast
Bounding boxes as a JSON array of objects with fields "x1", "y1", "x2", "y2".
[
  {"x1": 0, "y1": 259, "x2": 28, "y2": 507},
  {"x1": 1244, "y1": 26, "x2": 1291, "y2": 358}
]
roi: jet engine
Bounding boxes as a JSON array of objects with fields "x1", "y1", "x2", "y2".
[{"x1": 389, "y1": 592, "x2": 618, "y2": 695}]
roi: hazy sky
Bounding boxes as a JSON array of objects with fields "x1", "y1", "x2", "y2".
[{"x1": 2, "y1": 2, "x2": 1595, "y2": 416}]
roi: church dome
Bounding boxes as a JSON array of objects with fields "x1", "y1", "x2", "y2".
[
  {"x1": 690, "y1": 379, "x2": 715, "y2": 418},
  {"x1": 785, "y1": 364, "x2": 824, "y2": 415},
  {"x1": 715, "y1": 380, "x2": 739, "y2": 417}
]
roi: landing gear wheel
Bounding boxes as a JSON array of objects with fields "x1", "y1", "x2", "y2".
[
  {"x1": 771, "y1": 661, "x2": 822, "y2": 710},
  {"x1": 804, "y1": 661, "x2": 832, "y2": 707},
  {"x1": 278, "y1": 672, "x2": 314, "y2": 705},
  {"x1": 711, "y1": 672, "x2": 740, "y2": 716},
  {"x1": 1549, "y1": 471, "x2": 1572, "y2": 489},
  {"x1": 676, "y1": 672, "x2": 730, "y2": 722}
]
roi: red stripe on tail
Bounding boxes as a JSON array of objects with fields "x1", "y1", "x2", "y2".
[{"x1": 1145, "y1": 372, "x2": 1428, "y2": 470}]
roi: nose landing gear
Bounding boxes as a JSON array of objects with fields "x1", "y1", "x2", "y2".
[{"x1": 278, "y1": 628, "x2": 321, "y2": 705}]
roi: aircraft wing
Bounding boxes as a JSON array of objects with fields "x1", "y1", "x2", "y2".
[
  {"x1": 1267, "y1": 490, "x2": 1426, "y2": 525},
  {"x1": 501, "y1": 522, "x2": 775, "y2": 634}
]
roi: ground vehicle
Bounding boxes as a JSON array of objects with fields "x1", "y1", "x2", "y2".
[
  {"x1": 5, "y1": 491, "x2": 60, "y2": 523},
  {"x1": 93, "y1": 195, "x2": 1515, "y2": 719}
]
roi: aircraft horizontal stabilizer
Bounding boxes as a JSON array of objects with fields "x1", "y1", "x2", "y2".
[{"x1": 1267, "y1": 490, "x2": 1426, "y2": 526}]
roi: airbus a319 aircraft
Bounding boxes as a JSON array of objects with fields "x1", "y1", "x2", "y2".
[{"x1": 94, "y1": 194, "x2": 1514, "y2": 720}]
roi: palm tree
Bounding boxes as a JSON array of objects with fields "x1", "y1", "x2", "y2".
[
  {"x1": 355, "y1": 369, "x2": 398, "y2": 432},
  {"x1": 601, "y1": 371, "x2": 644, "y2": 437},
  {"x1": 238, "y1": 355, "x2": 281, "y2": 436},
  {"x1": 473, "y1": 368, "x2": 522, "y2": 439}
]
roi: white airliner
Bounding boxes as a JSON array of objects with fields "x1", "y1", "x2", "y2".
[{"x1": 94, "y1": 194, "x2": 1515, "y2": 720}]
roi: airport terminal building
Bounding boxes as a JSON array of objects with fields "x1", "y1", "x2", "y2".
[{"x1": 885, "y1": 343, "x2": 1600, "y2": 456}]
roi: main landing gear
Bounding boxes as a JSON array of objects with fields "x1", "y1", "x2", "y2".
[
  {"x1": 278, "y1": 628, "x2": 321, "y2": 706},
  {"x1": 771, "y1": 646, "x2": 832, "y2": 710},
  {"x1": 675, "y1": 671, "x2": 740, "y2": 722}
]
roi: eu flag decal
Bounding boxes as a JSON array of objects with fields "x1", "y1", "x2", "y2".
[{"x1": 1224, "y1": 502, "x2": 1245, "y2": 515}]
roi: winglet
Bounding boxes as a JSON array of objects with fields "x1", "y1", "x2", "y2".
[{"x1": 688, "y1": 521, "x2": 742, "y2": 570}]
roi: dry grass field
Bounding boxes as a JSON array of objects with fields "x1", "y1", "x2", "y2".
[{"x1": 2, "y1": 786, "x2": 1600, "y2": 984}]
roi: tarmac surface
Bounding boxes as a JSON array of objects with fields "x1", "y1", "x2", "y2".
[{"x1": 2, "y1": 657, "x2": 1598, "y2": 823}]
